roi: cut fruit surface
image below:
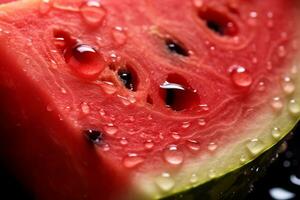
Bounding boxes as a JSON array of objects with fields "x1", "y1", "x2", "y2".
[{"x1": 0, "y1": 0, "x2": 300, "y2": 199}]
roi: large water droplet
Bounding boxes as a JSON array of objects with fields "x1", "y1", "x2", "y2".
[
  {"x1": 64, "y1": 44, "x2": 106, "y2": 79},
  {"x1": 104, "y1": 123, "x2": 118, "y2": 136},
  {"x1": 281, "y1": 77, "x2": 295, "y2": 95},
  {"x1": 80, "y1": 102, "x2": 90, "y2": 114},
  {"x1": 39, "y1": 0, "x2": 52, "y2": 15},
  {"x1": 186, "y1": 139, "x2": 201, "y2": 152},
  {"x1": 271, "y1": 127, "x2": 281, "y2": 140},
  {"x1": 155, "y1": 172, "x2": 175, "y2": 192},
  {"x1": 247, "y1": 138, "x2": 265, "y2": 156},
  {"x1": 123, "y1": 153, "x2": 144, "y2": 168},
  {"x1": 80, "y1": 0, "x2": 107, "y2": 27},
  {"x1": 271, "y1": 97, "x2": 283, "y2": 112},
  {"x1": 163, "y1": 145, "x2": 184, "y2": 165},
  {"x1": 288, "y1": 99, "x2": 300, "y2": 116},
  {"x1": 230, "y1": 65, "x2": 253, "y2": 87},
  {"x1": 112, "y1": 26, "x2": 128, "y2": 45},
  {"x1": 208, "y1": 142, "x2": 218, "y2": 151}
]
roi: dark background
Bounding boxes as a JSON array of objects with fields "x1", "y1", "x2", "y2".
[{"x1": 1, "y1": 127, "x2": 300, "y2": 200}]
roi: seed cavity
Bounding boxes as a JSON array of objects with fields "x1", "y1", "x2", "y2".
[
  {"x1": 84, "y1": 129, "x2": 103, "y2": 144},
  {"x1": 160, "y1": 74, "x2": 199, "y2": 111},
  {"x1": 117, "y1": 66, "x2": 138, "y2": 91},
  {"x1": 198, "y1": 7, "x2": 238, "y2": 36},
  {"x1": 165, "y1": 38, "x2": 189, "y2": 56}
]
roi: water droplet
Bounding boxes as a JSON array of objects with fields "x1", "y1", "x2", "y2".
[
  {"x1": 101, "y1": 81, "x2": 117, "y2": 95},
  {"x1": 198, "y1": 118, "x2": 206, "y2": 126},
  {"x1": 46, "y1": 105, "x2": 53, "y2": 112},
  {"x1": 155, "y1": 172, "x2": 175, "y2": 192},
  {"x1": 272, "y1": 127, "x2": 281, "y2": 139},
  {"x1": 193, "y1": 0, "x2": 203, "y2": 7},
  {"x1": 182, "y1": 122, "x2": 191, "y2": 129},
  {"x1": 123, "y1": 153, "x2": 144, "y2": 168},
  {"x1": 128, "y1": 95, "x2": 136, "y2": 104},
  {"x1": 80, "y1": 102, "x2": 90, "y2": 114},
  {"x1": 230, "y1": 65, "x2": 253, "y2": 87},
  {"x1": 208, "y1": 142, "x2": 218, "y2": 151},
  {"x1": 186, "y1": 139, "x2": 201, "y2": 152},
  {"x1": 208, "y1": 169, "x2": 216, "y2": 178},
  {"x1": 240, "y1": 154, "x2": 248, "y2": 164},
  {"x1": 104, "y1": 123, "x2": 118, "y2": 136},
  {"x1": 144, "y1": 140, "x2": 154, "y2": 150},
  {"x1": 80, "y1": 0, "x2": 106, "y2": 27},
  {"x1": 247, "y1": 138, "x2": 265, "y2": 156},
  {"x1": 163, "y1": 145, "x2": 184, "y2": 165},
  {"x1": 100, "y1": 143, "x2": 110, "y2": 151},
  {"x1": 64, "y1": 44, "x2": 106, "y2": 79},
  {"x1": 60, "y1": 87, "x2": 67, "y2": 94},
  {"x1": 117, "y1": 95, "x2": 131, "y2": 106},
  {"x1": 112, "y1": 26, "x2": 127, "y2": 45},
  {"x1": 120, "y1": 137, "x2": 128, "y2": 145},
  {"x1": 199, "y1": 104, "x2": 209, "y2": 111},
  {"x1": 39, "y1": 0, "x2": 52, "y2": 15},
  {"x1": 277, "y1": 45, "x2": 286, "y2": 58},
  {"x1": 99, "y1": 109, "x2": 106, "y2": 116},
  {"x1": 257, "y1": 81, "x2": 266, "y2": 92},
  {"x1": 271, "y1": 97, "x2": 283, "y2": 112},
  {"x1": 190, "y1": 174, "x2": 198, "y2": 184},
  {"x1": 288, "y1": 99, "x2": 300, "y2": 116},
  {"x1": 171, "y1": 132, "x2": 181, "y2": 140},
  {"x1": 281, "y1": 77, "x2": 295, "y2": 95},
  {"x1": 249, "y1": 11, "x2": 258, "y2": 18}
]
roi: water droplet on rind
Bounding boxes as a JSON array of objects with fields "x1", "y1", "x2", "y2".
[
  {"x1": 155, "y1": 173, "x2": 175, "y2": 192},
  {"x1": 289, "y1": 99, "x2": 300, "y2": 116},
  {"x1": 190, "y1": 174, "x2": 198, "y2": 184},
  {"x1": 247, "y1": 138, "x2": 265, "y2": 156},
  {"x1": 80, "y1": 0, "x2": 107, "y2": 27},
  {"x1": 271, "y1": 127, "x2": 281, "y2": 139}
]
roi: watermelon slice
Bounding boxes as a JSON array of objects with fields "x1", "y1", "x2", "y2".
[{"x1": 0, "y1": 0, "x2": 300, "y2": 199}]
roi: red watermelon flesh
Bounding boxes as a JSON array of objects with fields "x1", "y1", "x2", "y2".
[{"x1": 0, "y1": 0, "x2": 300, "y2": 199}]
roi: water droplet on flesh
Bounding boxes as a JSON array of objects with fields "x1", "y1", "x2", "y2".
[
  {"x1": 112, "y1": 26, "x2": 127, "y2": 45},
  {"x1": 182, "y1": 122, "x2": 191, "y2": 129},
  {"x1": 163, "y1": 145, "x2": 184, "y2": 165},
  {"x1": 80, "y1": 0, "x2": 107, "y2": 27},
  {"x1": 186, "y1": 139, "x2": 201, "y2": 152},
  {"x1": 230, "y1": 65, "x2": 253, "y2": 87},
  {"x1": 282, "y1": 77, "x2": 295, "y2": 95},
  {"x1": 171, "y1": 132, "x2": 181, "y2": 140},
  {"x1": 101, "y1": 81, "x2": 117, "y2": 95},
  {"x1": 198, "y1": 118, "x2": 206, "y2": 126},
  {"x1": 247, "y1": 138, "x2": 265, "y2": 156},
  {"x1": 80, "y1": 102, "x2": 90, "y2": 114},
  {"x1": 271, "y1": 97, "x2": 283, "y2": 112},
  {"x1": 208, "y1": 142, "x2": 218, "y2": 151},
  {"x1": 120, "y1": 137, "x2": 128, "y2": 145},
  {"x1": 104, "y1": 123, "x2": 118, "y2": 136},
  {"x1": 39, "y1": 0, "x2": 52, "y2": 15},
  {"x1": 277, "y1": 45, "x2": 286, "y2": 58},
  {"x1": 123, "y1": 153, "x2": 144, "y2": 168},
  {"x1": 64, "y1": 44, "x2": 106, "y2": 79},
  {"x1": 144, "y1": 140, "x2": 154, "y2": 150},
  {"x1": 155, "y1": 172, "x2": 175, "y2": 192}
]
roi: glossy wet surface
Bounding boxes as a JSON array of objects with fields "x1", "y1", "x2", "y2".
[{"x1": 0, "y1": 126, "x2": 300, "y2": 200}]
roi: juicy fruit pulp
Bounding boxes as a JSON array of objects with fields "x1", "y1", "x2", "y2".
[{"x1": 0, "y1": 0, "x2": 299, "y2": 199}]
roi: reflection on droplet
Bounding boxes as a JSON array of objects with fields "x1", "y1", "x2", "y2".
[
  {"x1": 290, "y1": 174, "x2": 300, "y2": 186},
  {"x1": 163, "y1": 145, "x2": 184, "y2": 165},
  {"x1": 269, "y1": 187, "x2": 295, "y2": 200},
  {"x1": 80, "y1": 0, "x2": 107, "y2": 27},
  {"x1": 123, "y1": 153, "x2": 144, "y2": 168},
  {"x1": 155, "y1": 172, "x2": 175, "y2": 192}
]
